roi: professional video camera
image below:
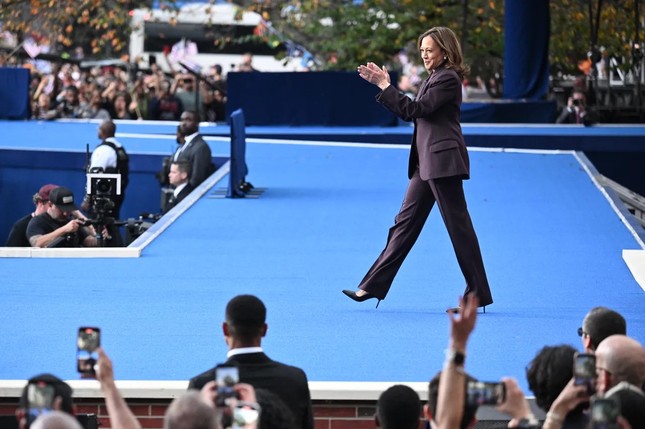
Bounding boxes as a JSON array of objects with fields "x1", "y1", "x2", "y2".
[
  {"x1": 82, "y1": 167, "x2": 123, "y2": 246},
  {"x1": 85, "y1": 167, "x2": 121, "y2": 217}
]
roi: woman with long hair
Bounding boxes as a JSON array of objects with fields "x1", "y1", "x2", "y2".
[{"x1": 343, "y1": 27, "x2": 493, "y2": 311}]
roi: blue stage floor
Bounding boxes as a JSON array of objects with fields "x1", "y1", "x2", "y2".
[{"x1": 1, "y1": 126, "x2": 644, "y2": 395}]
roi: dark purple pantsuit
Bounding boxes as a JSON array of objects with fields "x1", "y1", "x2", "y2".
[{"x1": 358, "y1": 65, "x2": 493, "y2": 306}]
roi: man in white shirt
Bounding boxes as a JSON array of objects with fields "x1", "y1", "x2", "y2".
[{"x1": 88, "y1": 120, "x2": 129, "y2": 219}]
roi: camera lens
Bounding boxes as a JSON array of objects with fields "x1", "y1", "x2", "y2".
[
  {"x1": 573, "y1": 99, "x2": 581, "y2": 106},
  {"x1": 96, "y1": 179, "x2": 113, "y2": 194}
]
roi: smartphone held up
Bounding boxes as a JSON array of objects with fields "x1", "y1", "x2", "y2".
[
  {"x1": 466, "y1": 381, "x2": 506, "y2": 406},
  {"x1": 77, "y1": 327, "x2": 100, "y2": 376},
  {"x1": 573, "y1": 352, "x2": 597, "y2": 395}
]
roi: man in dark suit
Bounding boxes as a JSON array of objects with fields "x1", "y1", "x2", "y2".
[
  {"x1": 556, "y1": 89, "x2": 592, "y2": 125},
  {"x1": 174, "y1": 110, "x2": 215, "y2": 188},
  {"x1": 375, "y1": 385, "x2": 420, "y2": 429},
  {"x1": 164, "y1": 161, "x2": 194, "y2": 213},
  {"x1": 188, "y1": 295, "x2": 314, "y2": 429},
  {"x1": 344, "y1": 27, "x2": 493, "y2": 311}
]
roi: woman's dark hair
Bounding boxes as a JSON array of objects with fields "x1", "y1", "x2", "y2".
[
  {"x1": 417, "y1": 26, "x2": 470, "y2": 80},
  {"x1": 526, "y1": 344, "x2": 586, "y2": 416}
]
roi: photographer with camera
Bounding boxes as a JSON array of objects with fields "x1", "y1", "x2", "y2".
[
  {"x1": 556, "y1": 89, "x2": 597, "y2": 125},
  {"x1": 26, "y1": 187, "x2": 106, "y2": 248}
]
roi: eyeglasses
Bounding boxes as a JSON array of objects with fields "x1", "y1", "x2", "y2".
[
  {"x1": 577, "y1": 327, "x2": 588, "y2": 337},
  {"x1": 596, "y1": 366, "x2": 612, "y2": 377}
]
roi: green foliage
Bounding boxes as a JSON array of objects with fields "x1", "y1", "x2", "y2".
[
  {"x1": 0, "y1": 0, "x2": 147, "y2": 58},
  {"x1": 272, "y1": 0, "x2": 505, "y2": 78},
  {"x1": 550, "y1": 0, "x2": 640, "y2": 75},
  {"x1": 1, "y1": 0, "x2": 639, "y2": 79}
]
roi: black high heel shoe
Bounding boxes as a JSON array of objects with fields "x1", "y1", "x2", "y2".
[{"x1": 342, "y1": 290, "x2": 381, "y2": 308}]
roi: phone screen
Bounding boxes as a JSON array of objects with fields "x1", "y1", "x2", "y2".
[
  {"x1": 77, "y1": 327, "x2": 100, "y2": 375},
  {"x1": 26, "y1": 382, "x2": 55, "y2": 426},
  {"x1": 466, "y1": 381, "x2": 505, "y2": 406},
  {"x1": 573, "y1": 353, "x2": 596, "y2": 393},
  {"x1": 215, "y1": 365, "x2": 239, "y2": 407},
  {"x1": 591, "y1": 398, "x2": 620, "y2": 429}
]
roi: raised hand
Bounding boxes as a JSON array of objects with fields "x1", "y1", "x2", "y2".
[{"x1": 357, "y1": 62, "x2": 391, "y2": 90}]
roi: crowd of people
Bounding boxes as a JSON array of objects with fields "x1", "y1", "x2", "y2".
[
  {"x1": 4, "y1": 23, "x2": 634, "y2": 429},
  {"x1": 0, "y1": 49, "x2": 241, "y2": 123},
  {"x1": 14, "y1": 295, "x2": 645, "y2": 429},
  {"x1": 0, "y1": 45, "x2": 510, "y2": 126}
]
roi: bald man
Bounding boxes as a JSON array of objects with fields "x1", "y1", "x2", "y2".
[
  {"x1": 31, "y1": 412, "x2": 82, "y2": 429},
  {"x1": 595, "y1": 335, "x2": 645, "y2": 395}
]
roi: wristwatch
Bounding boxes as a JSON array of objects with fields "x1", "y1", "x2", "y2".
[{"x1": 445, "y1": 348, "x2": 465, "y2": 366}]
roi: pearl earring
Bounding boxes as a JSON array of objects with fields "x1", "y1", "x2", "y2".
[{"x1": 444, "y1": 56, "x2": 447, "y2": 60}]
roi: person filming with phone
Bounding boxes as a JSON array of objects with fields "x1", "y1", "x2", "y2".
[
  {"x1": 431, "y1": 296, "x2": 540, "y2": 429},
  {"x1": 188, "y1": 295, "x2": 313, "y2": 429},
  {"x1": 197, "y1": 379, "x2": 261, "y2": 429},
  {"x1": 15, "y1": 374, "x2": 75, "y2": 429}
]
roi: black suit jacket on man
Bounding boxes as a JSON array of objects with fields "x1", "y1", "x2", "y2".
[
  {"x1": 188, "y1": 352, "x2": 313, "y2": 429},
  {"x1": 164, "y1": 183, "x2": 194, "y2": 213},
  {"x1": 174, "y1": 134, "x2": 215, "y2": 188}
]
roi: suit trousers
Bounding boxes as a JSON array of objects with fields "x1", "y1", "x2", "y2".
[{"x1": 358, "y1": 169, "x2": 493, "y2": 306}]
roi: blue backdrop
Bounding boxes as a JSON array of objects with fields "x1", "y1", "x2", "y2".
[
  {"x1": 503, "y1": 0, "x2": 551, "y2": 99},
  {"x1": 0, "y1": 68, "x2": 30, "y2": 119},
  {"x1": 226, "y1": 71, "x2": 399, "y2": 126}
]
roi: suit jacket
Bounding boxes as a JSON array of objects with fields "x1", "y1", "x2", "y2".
[
  {"x1": 377, "y1": 65, "x2": 469, "y2": 181},
  {"x1": 188, "y1": 352, "x2": 313, "y2": 429},
  {"x1": 164, "y1": 182, "x2": 194, "y2": 213},
  {"x1": 174, "y1": 134, "x2": 215, "y2": 187}
]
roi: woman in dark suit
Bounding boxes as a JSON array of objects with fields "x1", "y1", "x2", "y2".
[{"x1": 343, "y1": 27, "x2": 493, "y2": 311}]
